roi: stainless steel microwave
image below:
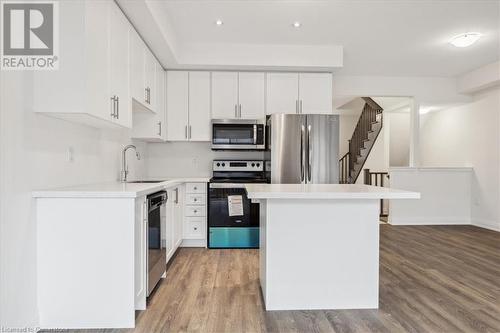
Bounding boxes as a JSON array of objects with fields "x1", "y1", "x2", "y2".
[{"x1": 211, "y1": 119, "x2": 266, "y2": 150}]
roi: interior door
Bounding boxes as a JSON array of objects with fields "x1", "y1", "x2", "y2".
[
  {"x1": 211, "y1": 72, "x2": 239, "y2": 119},
  {"x1": 299, "y1": 73, "x2": 333, "y2": 114},
  {"x1": 306, "y1": 115, "x2": 339, "y2": 184},
  {"x1": 266, "y1": 73, "x2": 299, "y2": 114},
  {"x1": 110, "y1": 1, "x2": 130, "y2": 127},
  {"x1": 188, "y1": 72, "x2": 211, "y2": 141},
  {"x1": 166, "y1": 71, "x2": 189, "y2": 141},
  {"x1": 269, "y1": 114, "x2": 306, "y2": 184},
  {"x1": 238, "y1": 72, "x2": 265, "y2": 119}
]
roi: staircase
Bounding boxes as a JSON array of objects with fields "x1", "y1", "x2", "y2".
[{"x1": 339, "y1": 97, "x2": 384, "y2": 184}]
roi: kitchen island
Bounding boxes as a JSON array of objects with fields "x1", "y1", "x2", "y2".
[{"x1": 245, "y1": 184, "x2": 419, "y2": 311}]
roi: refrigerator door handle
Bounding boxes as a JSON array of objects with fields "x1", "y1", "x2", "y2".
[
  {"x1": 301, "y1": 125, "x2": 305, "y2": 183},
  {"x1": 308, "y1": 124, "x2": 312, "y2": 182}
]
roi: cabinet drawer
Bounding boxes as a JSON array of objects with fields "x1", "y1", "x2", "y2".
[
  {"x1": 185, "y1": 217, "x2": 205, "y2": 237},
  {"x1": 185, "y1": 183, "x2": 206, "y2": 194},
  {"x1": 186, "y1": 193, "x2": 206, "y2": 205},
  {"x1": 185, "y1": 205, "x2": 206, "y2": 217}
]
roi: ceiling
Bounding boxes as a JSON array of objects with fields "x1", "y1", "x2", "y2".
[{"x1": 152, "y1": 0, "x2": 499, "y2": 77}]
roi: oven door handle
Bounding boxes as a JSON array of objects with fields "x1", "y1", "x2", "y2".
[{"x1": 209, "y1": 183, "x2": 248, "y2": 189}]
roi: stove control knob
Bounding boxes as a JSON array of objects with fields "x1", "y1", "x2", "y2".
[
  {"x1": 256, "y1": 163, "x2": 260, "y2": 167},
  {"x1": 222, "y1": 163, "x2": 226, "y2": 167},
  {"x1": 216, "y1": 162, "x2": 221, "y2": 167},
  {"x1": 251, "y1": 163, "x2": 255, "y2": 167}
]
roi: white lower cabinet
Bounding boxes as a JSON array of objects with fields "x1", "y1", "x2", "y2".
[
  {"x1": 134, "y1": 196, "x2": 147, "y2": 311},
  {"x1": 183, "y1": 183, "x2": 207, "y2": 241}
]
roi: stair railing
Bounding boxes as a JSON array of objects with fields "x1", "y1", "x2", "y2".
[{"x1": 340, "y1": 97, "x2": 383, "y2": 183}]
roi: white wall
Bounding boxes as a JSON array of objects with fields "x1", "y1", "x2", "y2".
[
  {"x1": 147, "y1": 142, "x2": 264, "y2": 178},
  {"x1": 387, "y1": 112, "x2": 410, "y2": 167},
  {"x1": 389, "y1": 168, "x2": 472, "y2": 225},
  {"x1": 419, "y1": 87, "x2": 500, "y2": 231},
  {"x1": 0, "y1": 72, "x2": 147, "y2": 328}
]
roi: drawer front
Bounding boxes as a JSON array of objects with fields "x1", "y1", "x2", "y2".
[
  {"x1": 185, "y1": 217, "x2": 205, "y2": 237},
  {"x1": 185, "y1": 205, "x2": 206, "y2": 217},
  {"x1": 185, "y1": 183, "x2": 206, "y2": 194},
  {"x1": 186, "y1": 193, "x2": 206, "y2": 205}
]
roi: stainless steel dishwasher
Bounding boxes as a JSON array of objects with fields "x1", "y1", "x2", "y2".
[{"x1": 146, "y1": 190, "x2": 167, "y2": 296}]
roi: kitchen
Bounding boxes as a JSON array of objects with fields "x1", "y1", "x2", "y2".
[{"x1": 1, "y1": 1, "x2": 500, "y2": 332}]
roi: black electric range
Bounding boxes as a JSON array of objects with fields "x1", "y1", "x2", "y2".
[{"x1": 208, "y1": 160, "x2": 268, "y2": 248}]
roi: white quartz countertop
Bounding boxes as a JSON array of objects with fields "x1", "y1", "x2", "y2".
[
  {"x1": 32, "y1": 178, "x2": 209, "y2": 198},
  {"x1": 245, "y1": 184, "x2": 420, "y2": 200}
]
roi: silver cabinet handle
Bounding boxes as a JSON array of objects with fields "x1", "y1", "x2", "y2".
[
  {"x1": 194, "y1": 227, "x2": 198, "y2": 231},
  {"x1": 189, "y1": 126, "x2": 192, "y2": 139},
  {"x1": 234, "y1": 104, "x2": 238, "y2": 118},
  {"x1": 116, "y1": 96, "x2": 119, "y2": 119},
  {"x1": 158, "y1": 121, "x2": 162, "y2": 136},
  {"x1": 238, "y1": 104, "x2": 242, "y2": 118},
  {"x1": 296, "y1": 100, "x2": 299, "y2": 114},
  {"x1": 193, "y1": 209, "x2": 198, "y2": 213},
  {"x1": 193, "y1": 186, "x2": 197, "y2": 190},
  {"x1": 185, "y1": 125, "x2": 188, "y2": 139},
  {"x1": 308, "y1": 124, "x2": 312, "y2": 182},
  {"x1": 193, "y1": 198, "x2": 197, "y2": 202},
  {"x1": 174, "y1": 188, "x2": 179, "y2": 204},
  {"x1": 145, "y1": 88, "x2": 148, "y2": 104},
  {"x1": 300, "y1": 100, "x2": 303, "y2": 114},
  {"x1": 110, "y1": 96, "x2": 115, "y2": 118},
  {"x1": 301, "y1": 124, "x2": 305, "y2": 182}
]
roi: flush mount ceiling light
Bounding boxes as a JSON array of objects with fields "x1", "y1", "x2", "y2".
[
  {"x1": 292, "y1": 21, "x2": 301, "y2": 28},
  {"x1": 215, "y1": 19, "x2": 223, "y2": 26},
  {"x1": 449, "y1": 32, "x2": 482, "y2": 47}
]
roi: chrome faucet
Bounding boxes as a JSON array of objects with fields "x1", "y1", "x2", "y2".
[{"x1": 121, "y1": 145, "x2": 141, "y2": 182}]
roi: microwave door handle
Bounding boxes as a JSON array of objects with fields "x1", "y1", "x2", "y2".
[{"x1": 253, "y1": 125, "x2": 257, "y2": 144}]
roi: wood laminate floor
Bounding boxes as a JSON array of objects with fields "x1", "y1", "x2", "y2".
[{"x1": 69, "y1": 225, "x2": 500, "y2": 333}]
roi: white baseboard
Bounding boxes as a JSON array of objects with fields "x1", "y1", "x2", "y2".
[
  {"x1": 181, "y1": 239, "x2": 207, "y2": 247},
  {"x1": 389, "y1": 216, "x2": 470, "y2": 226},
  {"x1": 472, "y1": 218, "x2": 500, "y2": 232}
]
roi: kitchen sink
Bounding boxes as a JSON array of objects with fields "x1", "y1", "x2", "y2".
[{"x1": 126, "y1": 180, "x2": 165, "y2": 184}]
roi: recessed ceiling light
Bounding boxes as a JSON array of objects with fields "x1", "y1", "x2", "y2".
[
  {"x1": 449, "y1": 32, "x2": 482, "y2": 48},
  {"x1": 215, "y1": 19, "x2": 223, "y2": 26},
  {"x1": 292, "y1": 21, "x2": 301, "y2": 28}
]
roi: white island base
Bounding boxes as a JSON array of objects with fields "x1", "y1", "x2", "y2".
[{"x1": 246, "y1": 184, "x2": 419, "y2": 311}]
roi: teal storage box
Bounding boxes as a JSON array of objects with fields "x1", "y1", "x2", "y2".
[{"x1": 209, "y1": 227, "x2": 259, "y2": 248}]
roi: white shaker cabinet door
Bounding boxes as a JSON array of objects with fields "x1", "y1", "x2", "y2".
[
  {"x1": 144, "y1": 49, "x2": 157, "y2": 112},
  {"x1": 238, "y1": 72, "x2": 265, "y2": 119},
  {"x1": 85, "y1": 0, "x2": 111, "y2": 122},
  {"x1": 266, "y1": 73, "x2": 299, "y2": 114},
  {"x1": 109, "y1": 1, "x2": 131, "y2": 127},
  {"x1": 211, "y1": 72, "x2": 239, "y2": 119},
  {"x1": 298, "y1": 73, "x2": 333, "y2": 114},
  {"x1": 188, "y1": 72, "x2": 211, "y2": 141},
  {"x1": 129, "y1": 28, "x2": 146, "y2": 107},
  {"x1": 166, "y1": 71, "x2": 189, "y2": 141}
]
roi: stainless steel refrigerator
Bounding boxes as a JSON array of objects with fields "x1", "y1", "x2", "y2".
[{"x1": 267, "y1": 113, "x2": 339, "y2": 184}]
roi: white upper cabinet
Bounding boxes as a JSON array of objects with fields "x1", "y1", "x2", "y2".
[
  {"x1": 33, "y1": 0, "x2": 132, "y2": 128},
  {"x1": 109, "y1": 2, "x2": 131, "y2": 127},
  {"x1": 238, "y1": 72, "x2": 266, "y2": 119},
  {"x1": 266, "y1": 72, "x2": 333, "y2": 114},
  {"x1": 144, "y1": 49, "x2": 157, "y2": 112},
  {"x1": 130, "y1": 29, "x2": 146, "y2": 110},
  {"x1": 167, "y1": 71, "x2": 189, "y2": 141},
  {"x1": 212, "y1": 72, "x2": 265, "y2": 119},
  {"x1": 298, "y1": 73, "x2": 333, "y2": 114},
  {"x1": 266, "y1": 73, "x2": 300, "y2": 114},
  {"x1": 167, "y1": 71, "x2": 211, "y2": 142},
  {"x1": 211, "y1": 72, "x2": 239, "y2": 119},
  {"x1": 188, "y1": 72, "x2": 211, "y2": 141}
]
